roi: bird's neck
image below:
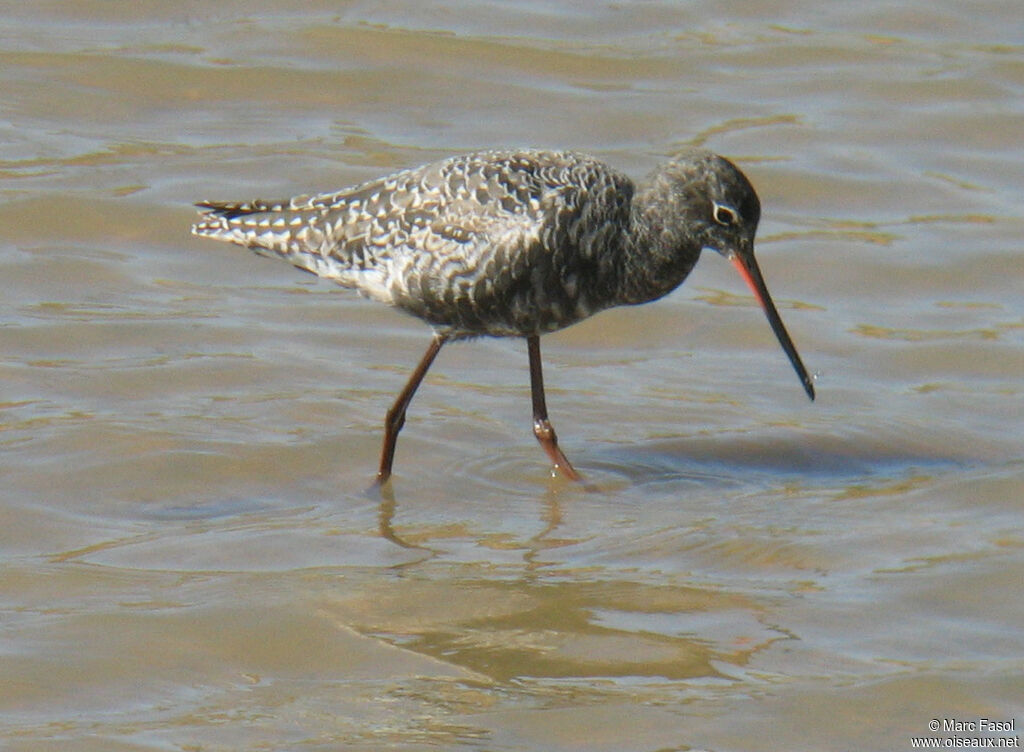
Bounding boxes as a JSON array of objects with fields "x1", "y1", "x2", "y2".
[{"x1": 614, "y1": 189, "x2": 702, "y2": 306}]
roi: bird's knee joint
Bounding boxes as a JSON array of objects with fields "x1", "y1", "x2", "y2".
[
  {"x1": 533, "y1": 419, "x2": 557, "y2": 443},
  {"x1": 385, "y1": 408, "x2": 407, "y2": 434}
]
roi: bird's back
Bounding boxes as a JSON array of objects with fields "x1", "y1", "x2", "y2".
[{"x1": 192, "y1": 150, "x2": 635, "y2": 337}]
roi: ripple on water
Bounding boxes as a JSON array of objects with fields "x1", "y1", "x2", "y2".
[
  {"x1": 588, "y1": 428, "x2": 969, "y2": 489},
  {"x1": 64, "y1": 521, "x2": 427, "y2": 573}
]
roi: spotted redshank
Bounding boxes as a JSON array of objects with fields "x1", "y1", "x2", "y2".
[{"x1": 192, "y1": 149, "x2": 815, "y2": 483}]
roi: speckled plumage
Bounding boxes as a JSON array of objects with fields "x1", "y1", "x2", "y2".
[
  {"x1": 194, "y1": 149, "x2": 738, "y2": 336},
  {"x1": 192, "y1": 148, "x2": 813, "y2": 483}
]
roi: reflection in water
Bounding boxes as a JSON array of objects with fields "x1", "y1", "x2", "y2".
[
  {"x1": 375, "y1": 471, "x2": 570, "y2": 566},
  {"x1": 375, "y1": 480, "x2": 431, "y2": 552}
]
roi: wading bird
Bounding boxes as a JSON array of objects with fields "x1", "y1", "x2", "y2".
[{"x1": 193, "y1": 148, "x2": 814, "y2": 483}]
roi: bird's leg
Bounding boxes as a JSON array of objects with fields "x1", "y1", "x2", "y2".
[
  {"x1": 527, "y1": 335, "x2": 581, "y2": 481},
  {"x1": 377, "y1": 333, "x2": 447, "y2": 484}
]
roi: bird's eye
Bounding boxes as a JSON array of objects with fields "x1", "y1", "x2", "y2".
[{"x1": 712, "y1": 202, "x2": 739, "y2": 227}]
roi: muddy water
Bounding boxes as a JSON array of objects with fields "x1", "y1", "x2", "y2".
[{"x1": 1, "y1": 2, "x2": 1022, "y2": 750}]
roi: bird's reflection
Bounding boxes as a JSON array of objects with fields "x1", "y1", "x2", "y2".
[
  {"x1": 369, "y1": 481, "x2": 429, "y2": 551},
  {"x1": 373, "y1": 474, "x2": 583, "y2": 570}
]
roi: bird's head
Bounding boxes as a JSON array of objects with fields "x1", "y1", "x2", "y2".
[
  {"x1": 656, "y1": 150, "x2": 760, "y2": 258},
  {"x1": 657, "y1": 150, "x2": 816, "y2": 401}
]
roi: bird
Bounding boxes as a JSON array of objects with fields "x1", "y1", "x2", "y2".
[{"x1": 192, "y1": 148, "x2": 815, "y2": 484}]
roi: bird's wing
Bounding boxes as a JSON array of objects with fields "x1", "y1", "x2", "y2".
[{"x1": 192, "y1": 151, "x2": 630, "y2": 319}]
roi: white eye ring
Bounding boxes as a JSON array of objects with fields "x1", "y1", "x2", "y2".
[{"x1": 712, "y1": 202, "x2": 738, "y2": 226}]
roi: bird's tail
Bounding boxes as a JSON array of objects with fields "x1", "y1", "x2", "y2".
[{"x1": 191, "y1": 198, "x2": 326, "y2": 257}]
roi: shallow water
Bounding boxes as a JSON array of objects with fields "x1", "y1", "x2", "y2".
[{"x1": 1, "y1": 2, "x2": 1022, "y2": 750}]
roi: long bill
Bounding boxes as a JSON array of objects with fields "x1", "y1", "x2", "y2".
[{"x1": 728, "y1": 251, "x2": 815, "y2": 401}]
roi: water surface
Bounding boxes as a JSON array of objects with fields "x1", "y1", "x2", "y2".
[{"x1": 1, "y1": 2, "x2": 1022, "y2": 750}]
